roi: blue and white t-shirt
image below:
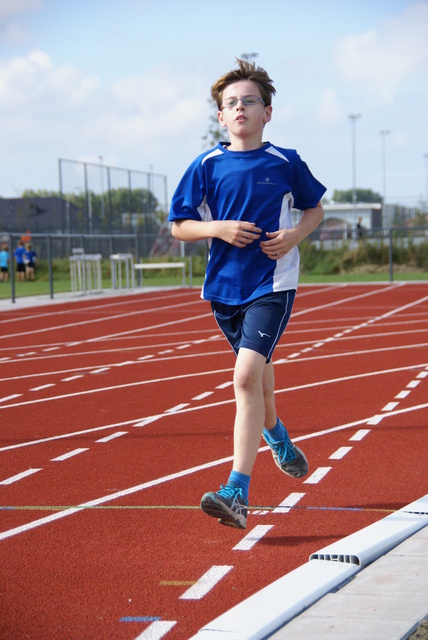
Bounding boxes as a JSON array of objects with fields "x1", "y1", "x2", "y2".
[{"x1": 169, "y1": 142, "x2": 326, "y2": 305}]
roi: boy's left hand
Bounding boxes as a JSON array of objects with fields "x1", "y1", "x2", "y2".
[{"x1": 260, "y1": 230, "x2": 296, "y2": 260}]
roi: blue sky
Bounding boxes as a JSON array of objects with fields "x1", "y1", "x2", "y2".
[{"x1": 0, "y1": 0, "x2": 427, "y2": 208}]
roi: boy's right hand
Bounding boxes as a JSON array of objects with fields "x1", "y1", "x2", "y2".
[{"x1": 216, "y1": 221, "x2": 262, "y2": 248}]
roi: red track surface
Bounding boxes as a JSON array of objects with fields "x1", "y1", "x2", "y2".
[{"x1": 1, "y1": 283, "x2": 427, "y2": 640}]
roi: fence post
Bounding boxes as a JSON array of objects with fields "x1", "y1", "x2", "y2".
[
  {"x1": 10, "y1": 234, "x2": 16, "y2": 304},
  {"x1": 47, "y1": 235, "x2": 54, "y2": 299},
  {"x1": 388, "y1": 227, "x2": 394, "y2": 282}
]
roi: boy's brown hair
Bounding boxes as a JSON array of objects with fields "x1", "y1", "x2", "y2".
[{"x1": 211, "y1": 58, "x2": 276, "y2": 109}]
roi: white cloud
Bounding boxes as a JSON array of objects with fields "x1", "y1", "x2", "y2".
[
  {"x1": 0, "y1": 50, "x2": 99, "y2": 113},
  {"x1": 315, "y1": 88, "x2": 344, "y2": 125},
  {"x1": 0, "y1": 0, "x2": 42, "y2": 20},
  {"x1": 335, "y1": 1, "x2": 428, "y2": 105}
]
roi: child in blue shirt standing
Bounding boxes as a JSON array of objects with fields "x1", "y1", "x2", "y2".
[
  {"x1": 13, "y1": 241, "x2": 26, "y2": 282},
  {"x1": 168, "y1": 58, "x2": 326, "y2": 529},
  {"x1": 0, "y1": 244, "x2": 10, "y2": 282}
]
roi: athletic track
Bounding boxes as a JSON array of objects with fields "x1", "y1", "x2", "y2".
[{"x1": 1, "y1": 282, "x2": 427, "y2": 640}]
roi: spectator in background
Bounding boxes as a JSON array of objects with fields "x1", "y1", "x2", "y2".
[
  {"x1": 25, "y1": 243, "x2": 38, "y2": 281},
  {"x1": 0, "y1": 244, "x2": 9, "y2": 282},
  {"x1": 357, "y1": 217, "x2": 365, "y2": 240},
  {"x1": 14, "y1": 241, "x2": 26, "y2": 281}
]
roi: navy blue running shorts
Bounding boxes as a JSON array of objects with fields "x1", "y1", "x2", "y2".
[{"x1": 211, "y1": 290, "x2": 296, "y2": 362}]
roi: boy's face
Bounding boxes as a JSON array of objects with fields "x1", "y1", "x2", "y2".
[{"x1": 217, "y1": 79, "x2": 272, "y2": 142}]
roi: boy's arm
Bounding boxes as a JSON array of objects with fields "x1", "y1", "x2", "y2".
[
  {"x1": 171, "y1": 219, "x2": 262, "y2": 249},
  {"x1": 260, "y1": 201, "x2": 324, "y2": 260}
]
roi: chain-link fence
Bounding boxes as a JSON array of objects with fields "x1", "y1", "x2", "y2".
[{"x1": 1, "y1": 226, "x2": 427, "y2": 304}]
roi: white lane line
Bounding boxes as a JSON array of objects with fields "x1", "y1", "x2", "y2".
[
  {"x1": 90, "y1": 368, "x2": 110, "y2": 374},
  {"x1": 61, "y1": 375, "x2": 84, "y2": 382},
  {"x1": 349, "y1": 429, "x2": 370, "y2": 441},
  {"x1": 165, "y1": 403, "x2": 189, "y2": 413},
  {"x1": 50, "y1": 448, "x2": 89, "y2": 462},
  {"x1": 0, "y1": 394, "x2": 22, "y2": 403},
  {"x1": 272, "y1": 492, "x2": 306, "y2": 514},
  {"x1": 96, "y1": 432, "x2": 128, "y2": 443},
  {"x1": 395, "y1": 390, "x2": 411, "y2": 399},
  {"x1": 329, "y1": 446, "x2": 353, "y2": 460},
  {"x1": 382, "y1": 401, "x2": 399, "y2": 412},
  {"x1": 407, "y1": 380, "x2": 421, "y2": 388},
  {"x1": 43, "y1": 347, "x2": 60, "y2": 352},
  {"x1": 304, "y1": 467, "x2": 332, "y2": 484},
  {"x1": 192, "y1": 391, "x2": 213, "y2": 401},
  {"x1": 30, "y1": 384, "x2": 56, "y2": 392},
  {"x1": 0, "y1": 468, "x2": 42, "y2": 485},
  {"x1": 216, "y1": 381, "x2": 233, "y2": 389},
  {"x1": 179, "y1": 566, "x2": 233, "y2": 600},
  {"x1": 233, "y1": 525, "x2": 274, "y2": 551},
  {"x1": 134, "y1": 621, "x2": 177, "y2": 640},
  {"x1": 417, "y1": 371, "x2": 428, "y2": 379}
]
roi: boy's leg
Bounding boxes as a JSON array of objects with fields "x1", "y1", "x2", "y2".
[
  {"x1": 262, "y1": 361, "x2": 277, "y2": 430},
  {"x1": 232, "y1": 347, "x2": 267, "y2": 476}
]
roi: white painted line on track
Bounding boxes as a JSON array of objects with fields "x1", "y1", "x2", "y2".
[
  {"x1": 329, "y1": 446, "x2": 353, "y2": 460},
  {"x1": 0, "y1": 468, "x2": 42, "y2": 485},
  {"x1": 367, "y1": 415, "x2": 384, "y2": 425},
  {"x1": 96, "y1": 431, "x2": 128, "y2": 443},
  {"x1": 50, "y1": 448, "x2": 89, "y2": 461},
  {"x1": 192, "y1": 391, "x2": 213, "y2": 401},
  {"x1": 134, "y1": 620, "x2": 177, "y2": 640},
  {"x1": 0, "y1": 394, "x2": 22, "y2": 403},
  {"x1": 61, "y1": 375, "x2": 84, "y2": 382},
  {"x1": 395, "y1": 390, "x2": 411, "y2": 399},
  {"x1": 407, "y1": 379, "x2": 421, "y2": 388},
  {"x1": 179, "y1": 566, "x2": 233, "y2": 600},
  {"x1": 304, "y1": 467, "x2": 332, "y2": 484},
  {"x1": 30, "y1": 384, "x2": 55, "y2": 391},
  {"x1": 417, "y1": 371, "x2": 428, "y2": 378},
  {"x1": 216, "y1": 381, "x2": 233, "y2": 389},
  {"x1": 349, "y1": 429, "x2": 370, "y2": 441},
  {"x1": 272, "y1": 492, "x2": 306, "y2": 514},
  {"x1": 165, "y1": 403, "x2": 189, "y2": 412},
  {"x1": 233, "y1": 525, "x2": 274, "y2": 551},
  {"x1": 382, "y1": 401, "x2": 399, "y2": 412}
]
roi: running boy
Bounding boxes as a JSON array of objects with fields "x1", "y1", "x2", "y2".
[{"x1": 168, "y1": 58, "x2": 326, "y2": 529}]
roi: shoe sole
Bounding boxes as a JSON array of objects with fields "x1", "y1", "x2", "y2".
[
  {"x1": 271, "y1": 444, "x2": 309, "y2": 478},
  {"x1": 200, "y1": 493, "x2": 247, "y2": 529}
]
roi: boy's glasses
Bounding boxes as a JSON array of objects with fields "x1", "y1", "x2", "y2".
[{"x1": 220, "y1": 96, "x2": 265, "y2": 109}]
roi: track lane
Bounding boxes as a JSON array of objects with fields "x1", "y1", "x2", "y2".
[{"x1": 1, "y1": 284, "x2": 428, "y2": 639}]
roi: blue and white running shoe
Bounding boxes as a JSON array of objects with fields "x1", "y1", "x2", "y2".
[
  {"x1": 201, "y1": 482, "x2": 248, "y2": 529},
  {"x1": 263, "y1": 420, "x2": 308, "y2": 478}
]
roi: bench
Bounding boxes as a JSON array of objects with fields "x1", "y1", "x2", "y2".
[{"x1": 134, "y1": 261, "x2": 187, "y2": 287}]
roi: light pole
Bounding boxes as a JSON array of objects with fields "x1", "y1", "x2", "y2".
[
  {"x1": 348, "y1": 114, "x2": 361, "y2": 218},
  {"x1": 424, "y1": 153, "x2": 428, "y2": 208},
  {"x1": 379, "y1": 130, "x2": 391, "y2": 202},
  {"x1": 99, "y1": 155, "x2": 105, "y2": 222}
]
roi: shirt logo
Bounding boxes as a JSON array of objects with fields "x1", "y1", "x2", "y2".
[{"x1": 256, "y1": 177, "x2": 278, "y2": 186}]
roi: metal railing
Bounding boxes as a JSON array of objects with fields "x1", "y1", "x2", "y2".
[{"x1": 1, "y1": 226, "x2": 426, "y2": 304}]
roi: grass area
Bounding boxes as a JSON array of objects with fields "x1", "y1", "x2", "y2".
[{"x1": 1, "y1": 269, "x2": 427, "y2": 303}]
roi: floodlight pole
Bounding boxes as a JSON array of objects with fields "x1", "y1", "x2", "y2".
[
  {"x1": 379, "y1": 130, "x2": 391, "y2": 202},
  {"x1": 348, "y1": 114, "x2": 361, "y2": 216}
]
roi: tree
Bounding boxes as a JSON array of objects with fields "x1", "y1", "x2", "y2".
[{"x1": 332, "y1": 188, "x2": 382, "y2": 204}]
